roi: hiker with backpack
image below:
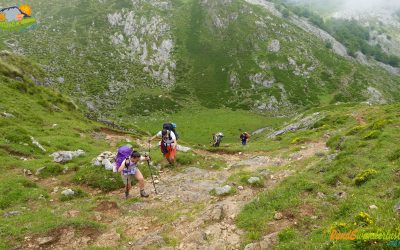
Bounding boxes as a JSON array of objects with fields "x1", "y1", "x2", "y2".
[
  {"x1": 115, "y1": 146, "x2": 150, "y2": 198},
  {"x1": 212, "y1": 132, "x2": 224, "y2": 147},
  {"x1": 149, "y1": 123, "x2": 178, "y2": 165},
  {"x1": 240, "y1": 131, "x2": 251, "y2": 146}
]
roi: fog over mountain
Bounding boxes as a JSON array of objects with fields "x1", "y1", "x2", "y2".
[
  {"x1": 287, "y1": 0, "x2": 400, "y2": 15},
  {"x1": 340, "y1": 0, "x2": 400, "y2": 13}
]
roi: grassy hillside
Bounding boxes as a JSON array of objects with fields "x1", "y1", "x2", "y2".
[
  {"x1": 0, "y1": 51, "x2": 129, "y2": 248},
  {"x1": 1, "y1": 0, "x2": 399, "y2": 119},
  {"x1": 236, "y1": 102, "x2": 400, "y2": 248}
]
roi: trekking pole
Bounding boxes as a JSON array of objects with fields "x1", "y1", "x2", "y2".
[
  {"x1": 125, "y1": 171, "x2": 129, "y2": 199},
  {"x1": 147, "y1": 142, "x2": 158, "y2": 194}
]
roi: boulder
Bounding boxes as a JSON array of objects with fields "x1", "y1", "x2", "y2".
[
  {"x1": 176, "y1": 145, "x2": 191, "y2": 152},
  {"x1": 268, "y1": 39, "x2": 280, "y2": 52},
  {"x1": 274, "y1": 212, "x2": 283, "y2": 220},
  {"x1": 51, "y1": 150, "x2": 85, "y2": 163},
  {"x1": 215, "y1": 185, "x2": 232, "y2": 196},
  {"x1": 31, "y1": 136, "x2": 46, "y2": 152},
  {"x1": 36, "y1": 167, "x2": 46, "y2": 175},
  {"x1": 36, "y1": 236, "x2": 55, "y2": 246},
  {"x1": 3, "y1": 211, "x2": 20, "y2": 217},
  {"x1": 61, "y1": 189, "x2": 74, "y2": 196},
  {"x1": 248, "y1": 176, "x2": 261, "y2": 184},
  {"x1": 394, "y1": 203, "x2": 400, "y2": 213},
  {"x1": 102, "y1": 159, "x2": 114, "y2": 171},
  {"x1": 93, "y1": 151, "x2": 116, "y2": 171}
]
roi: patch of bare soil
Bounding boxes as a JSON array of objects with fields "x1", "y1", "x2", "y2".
[
  {"x1": 22, "y1": 226, "x2": 100, "y2": 250},
  {"x1": 93, "y1": 127, "x2": 138, "y2": 147}
]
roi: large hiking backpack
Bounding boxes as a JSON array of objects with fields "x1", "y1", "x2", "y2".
[
  {"x1": 240, "y1": 132, "x2": 250, "y2": 140},
  {"x1": 163, "y1": 122, "x2": 179, "y2": 140},
  {"x1": 114, "y1": 145, "x2": 133, "y2": 172}
]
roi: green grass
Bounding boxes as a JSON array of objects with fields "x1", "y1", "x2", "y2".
[
  {"x1": 0, "y1": 53, "x2": 113, "y2": 248},
  {"x1": 133, "y1": 106, "x2": 287, "y2": 145},
  {"x1": 0, "y1": 173, "x2": 47, "y2": 209},
  {"x1": 73, "y1": 166, "x2": 124, "y2": 192},
  {"x1": 236, "y1": 103, "x2": 400, "y2": 248}
]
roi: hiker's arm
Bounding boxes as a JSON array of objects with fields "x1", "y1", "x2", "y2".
[
  {"x1": 117, "y1": 159, "x2": 128, "y2": 172},
  {"x1": 148, "y1": 133, "x2": 160, "y2": 142}
]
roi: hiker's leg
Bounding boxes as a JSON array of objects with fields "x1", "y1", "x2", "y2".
[
  {"x1": 135, "y1": 169, "x2": 145, "y2": 190},
  {"x1": 127, "y1": 175, "x2": 133, "y2": 190},
  {"x1": 168, "y1": 157, "x2": 175, "y2": 165},
  {"x1": 169, "y1": 147, "x2": 177, "y2": 165}
]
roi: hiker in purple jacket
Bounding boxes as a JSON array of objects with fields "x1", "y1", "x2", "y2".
[{"x1": 117, "y1": 150, "x2": 150, "y2": 197}]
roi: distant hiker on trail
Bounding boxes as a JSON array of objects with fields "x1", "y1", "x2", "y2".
[
  {"x1": 240, "y1": 131, "x2": 251, "y2": 146},
  {"x1": 116, "y1": 147, "x2": 150, "y2": 198},
  {"x1": 149, "y1": 129, "x2": 177, "y2": 165},
  {"x1": 212, "y1": 132, "x2": 224, "y2": 147}
]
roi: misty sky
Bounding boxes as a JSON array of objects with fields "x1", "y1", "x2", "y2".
[
  {"x1": 289, "y1": 0, "x2": 400, "y2": 14},
  {"x1": 341, "y1": 0, "x2": 400, "y2": 12}
]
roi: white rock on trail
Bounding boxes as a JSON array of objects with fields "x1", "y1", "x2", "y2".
[
  {"x1": 176, "y1": 145, "x2": 191, "y2": 152},
  {"x1": 247, "y1": 176, "x2": 260, "y2": 184},
  {"x1": 215, "y1": 185, "x2": 232, "y2": 196},
  {"x1": 61, "y1": 189, "x2": 75, "y2": 196}
]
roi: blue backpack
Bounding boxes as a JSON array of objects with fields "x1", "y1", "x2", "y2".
[{"x1": 163, "y1": 122, "x2": 179, "y2": 140}]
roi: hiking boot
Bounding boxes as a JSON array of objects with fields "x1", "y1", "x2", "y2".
[{"x1": 140, "y1": 190, "x2": 149, "y2": 198}]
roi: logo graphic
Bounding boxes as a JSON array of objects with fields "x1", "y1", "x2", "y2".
[
  {"x1": 0, "y1": 4, "x2": 37, "y2": 31},
  {"x1": 330, "y1": 229, "x2": 358, "y2": 241}
]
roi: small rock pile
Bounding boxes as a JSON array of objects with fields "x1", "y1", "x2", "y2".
[{"x1": 93, "y1": 151, "x2": 116, "y2": 171}]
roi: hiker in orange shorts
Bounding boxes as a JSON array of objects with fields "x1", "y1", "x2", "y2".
[{"x1": 149, "y1": 129, "x2": 177, "y2": 165}]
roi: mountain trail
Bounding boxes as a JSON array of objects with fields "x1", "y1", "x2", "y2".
[
  {"x1": 23, "y1": 129, "x2": 328, "y2": 249},
  {"x1": 94, "y1": 139, "x2": 329, "y2": 249}
]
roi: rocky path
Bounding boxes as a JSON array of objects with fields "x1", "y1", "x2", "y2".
[
  {"x1": 22, "y1": 128, "x2": 328, "y2": 249},
  {"x1": 101, "y1": 139, "x2": 328, "y2": 249}
]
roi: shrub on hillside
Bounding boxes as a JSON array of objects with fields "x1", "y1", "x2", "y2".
[
  {"x1": 362, "y1": 130, "x2": 381, "y2": 140},
  {"x1": 388, "y1": 149, "x2": 400, "y2": 161},
  {"x1": 73, "y1": 166, "x2": 123, "y2": 192},
  {"x1": 355, "y1": 212, "x2": 373, "y2": 226},
  {"x1": 353, "y1": 169, "x2": 378, "y2": 186}
]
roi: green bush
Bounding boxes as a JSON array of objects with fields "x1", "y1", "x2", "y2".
[
  {"x1": 73, "y1": 166, "x2": 123, "y2": 192},
  {"x1": 345, "y1": 125, "x2": 366, "y2": 136},
  {"x1": 353, "y1": 169, "x2": 378, "y2": 186},
  {"x1": 388, "y1": 149, "x2": 400, "y2": 161},
  {"x1": 354, "y1": 212, "x2": 373, "y2": 226},
  {"x1": 4, "y1": 126, "x2": 30, "y2": 143},
  {"x1": 0, "y1": 175, "x2": 47, "y2": 209},
  {"x1": 370, "y1": 119, "x2": 390, "y2": 130},
  {"x1": 290, "y1": 137, "x2": 307, "y2": 145},
  {"x1": 362, "y1": 130, "x2": 381, "y2": 140},
  {"x1": 37, "y1": 164, "x2": 64, "y2": 177},
  {"x1": 326, "y1": 134, "x2": 344, "y2": 150}
]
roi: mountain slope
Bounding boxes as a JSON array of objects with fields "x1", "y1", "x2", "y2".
[{"x1": 1, "y1": 0, "x2": 400, "y2": 118}]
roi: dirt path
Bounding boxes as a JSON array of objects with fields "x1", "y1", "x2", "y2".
[
  {"x1": 23, "y1": 129, "x2": 329, "y2": 249},
  {"x1": 94, "y1": 131, "x2": 329, "y2": 249}
]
